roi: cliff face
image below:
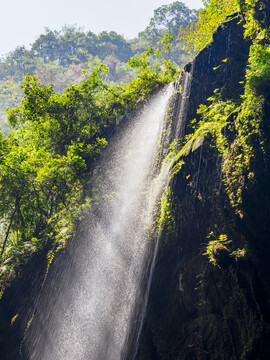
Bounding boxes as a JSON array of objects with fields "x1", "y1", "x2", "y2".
[
  {"x1": 136, "y1": 12, "x2": 270, "y2": 360},
  {"x1": 2, "y1": 7, "x2": 270, "y2": 360}
]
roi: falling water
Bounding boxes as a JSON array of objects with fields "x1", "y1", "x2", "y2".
[
  {"x1": 23, "y1": 85, "x2": 173, "y2": 360},
  {"x1": 175, "y1": 65, "x2": 194, "y2": 139},
  {"x1": 124, "y1": 158, "x2": 174, "y2": 360}
]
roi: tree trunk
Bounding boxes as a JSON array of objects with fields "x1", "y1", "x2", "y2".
[{"x1": 1, "y1": 207, "x2": 16, "y2": 257}]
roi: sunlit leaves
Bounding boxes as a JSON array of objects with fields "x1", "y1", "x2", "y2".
[
  {"x1": 179, "y1": 0, "x2": 239, "y2": 53},
  {"x1": 0, "y1": 48, "x2": 175, "y2": 275}
]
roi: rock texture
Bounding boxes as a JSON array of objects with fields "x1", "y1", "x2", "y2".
[{"x1": 135, "y1": 14, "x2": 270, "y2": 360}]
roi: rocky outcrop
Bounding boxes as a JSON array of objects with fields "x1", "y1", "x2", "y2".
[
  {"x1": 180, "y1": 12, "x2": 250, "y2": 136},
  {"x1": 135, "y1": 13, "x2": 270, "y2": 360}
]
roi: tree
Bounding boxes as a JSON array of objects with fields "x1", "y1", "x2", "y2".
[
  {"x1": 97, "y1": 31, "x2": 133, "y2": 62},
  {"x1": 0, "y1": 78, "x2": 22, "y2": 129},
  {"x1": 0, "y1": 40, "x2": 176, "y2": 274},
  {"x1": 179, "y1": 0, "x2": 239, "y2": 53},
  {"x1": 140, "y1": 1, "x2": 198, "y2": 41},
  {"x1": 135, "y1": 2, "x2": 198, "y2": 66},
  {"x1": 31, "y1": 29, "x2": 59, "y2": 62}
]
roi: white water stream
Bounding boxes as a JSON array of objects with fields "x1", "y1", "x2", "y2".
[{"x1": 24, "y1": 85, "x2": 173, "y2": 360}]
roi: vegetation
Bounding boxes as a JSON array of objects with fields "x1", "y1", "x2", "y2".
[
  {"x1": 2, "y1": 2, "x2": 270, "y2": 358},
  {"x1": 0, "y1": 47, "x2": 176, "y2": 289},
  {"x1": 1, "y1": 0, "x2": 268, "y2": 291},
  {"x1": 179, "y1": 0, "x2": 239, "y2": 53},
  {"x1": 203, "y1": 233, "x2": 231, "y2": 267},
  {"x1": 0, "y1": 28, "x2": 136, "y2": 128},
  {"x1": 0, "y1": 2, "x2": 197, "y2": 128},
  {"x1": 135, "y1": 1, "x2": 198, "y2": 64},
  {"x1": 167, "y1": 0, "x2": 270, "y2": 266},
  {"x1": 0, "y1": 2, "x2": 197, "y2": 285}
]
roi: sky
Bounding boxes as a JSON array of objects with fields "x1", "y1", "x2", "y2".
[{"x1": 0, "y1": 0, "x2": 202, "y2": 58}]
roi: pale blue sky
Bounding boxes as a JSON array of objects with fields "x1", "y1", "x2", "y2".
[{"x1": 0, "y1": 0, "x2": 202, "y2": 57}]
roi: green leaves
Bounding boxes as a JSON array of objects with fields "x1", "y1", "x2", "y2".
[
  {"x1": 204, "y1": 233, "x2": 231, "y2": 267},
  {"x1": 161, "y1": 33, "x2": 174, "y2": 53},
  {"x1": 0, "y1": 46, "x2": 173, "y2": 281},
  {"x1": 179, "y1": 0, "x2": 239, "y2": 53}
]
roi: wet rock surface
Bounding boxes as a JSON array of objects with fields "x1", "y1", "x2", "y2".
[{"x1": 135, "y1": 14, "x2": 270, "y2": 360}]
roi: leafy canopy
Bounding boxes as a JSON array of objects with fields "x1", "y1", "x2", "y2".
[
  {"x1": 179, "y1": 0, "x2": 240, "y2": 53},
  {"x1": 0, "y1": 49, "x2": 176, "y2": 285}
]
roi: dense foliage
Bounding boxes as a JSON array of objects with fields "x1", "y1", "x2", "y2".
[
  {"x1": 0, "y1": 50, "x2": 176, "y2": 289},
  {"x1": 179, "y1": 0, "x2": 239, "y2": 53},
  {"x1": 134, "y1": 2, "x2": 198, "y2": 64},
  {"x1": 0, "y1": 2, "x2": 197, "y2": 129},
  {"x1": 0, "y1": 28, "x2": 136, "y2": 128},
  {"x1": 0, "y1": 27, "x2": 133, "y2": 81}
]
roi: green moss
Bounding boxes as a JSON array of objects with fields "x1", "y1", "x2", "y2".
[
  {"x1": 222, "y1": 41, "x2": 267, "y2": 216},
  {"x1": 203, "y1": 233, "x2": 231, "y2": 267},
  {"x1": 231, "y1": 247, "x2": 246, "y2": 259},
  {"x1": 204, "y1": 230, "x2": 247, "y2": 267},
  {"x1": 170, "y1": 94, "x2": 238, "y2": 180},
  {"x1": 170, "y1": 159, "x2": 185, "y2": 179},
  {"x1": 158, "y1": 187, "x2": 174, "y2": 234},
  {"x1": 177, "y1": 18, "x2": 270, "y2": 217}
]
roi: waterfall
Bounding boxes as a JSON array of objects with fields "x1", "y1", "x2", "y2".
[
  {"x1": 175, "y1": 65, "x2": 193, "y2": 139},
  {"x1": 123, "y1": 158, "x2": 173, "y2": 360},
  {"x1": 23, "y1": 84, "x2": 174, "y2": 360},
  {"x1": 122, "y1": 69, "x2": 194, "y2": 358}
]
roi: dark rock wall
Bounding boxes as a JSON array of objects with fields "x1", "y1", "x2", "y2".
[
  {"x1": 136, "y1": 15, "x2": 270, "y2": 360},
  {"x1": 184, "y1": 13, "x2": 250, "y2": 133},
  {"x1": 0, "y1": 250, "x2": 49, "y2": 359}
]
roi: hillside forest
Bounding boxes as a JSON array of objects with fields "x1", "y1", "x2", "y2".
[{"x1": 0, "y1": 2, "x2": 198, "y2": 132}]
